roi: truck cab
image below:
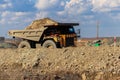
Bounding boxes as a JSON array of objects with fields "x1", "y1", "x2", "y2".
[{"x1": 42, "y1": 24, "x2": 78, "y2": 48}]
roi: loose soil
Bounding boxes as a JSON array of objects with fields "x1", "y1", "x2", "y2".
[{"x1": 0, "y1": 46, "x2": 120, "y2": 80}]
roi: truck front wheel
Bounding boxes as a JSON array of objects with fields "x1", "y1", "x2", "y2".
[
  {"x1": 43, "y1": 40, "x2": 56, "y2": 48},
  {"x1": 18, "y1": 41, "x2": 31, "y2": 48}
]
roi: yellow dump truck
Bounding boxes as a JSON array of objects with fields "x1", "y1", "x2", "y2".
[{"x1": 8, "y1": 18, "x2": 79, "y2": 48}]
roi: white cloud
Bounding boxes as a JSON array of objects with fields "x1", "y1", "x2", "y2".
[
  {"x1": 0, "y1": 19, "x2": 6, "y2": 24},
  {"x1": 92, "y1": 0, "x2": 120, "y2": 12},
  {"x1": 83, "y1": 15, "x2": 94, "y2": 19},
  {"x1": 57, "y1": 0, "x2": 120, "y2": 17},
  {"x1": 0, "y1": 11, "x2": 33, "y2": 25},
  {"x1": 60, "y1": 1, "x2": 65, "y2": 6},
  {"x1": 65, "y1": 0, "x2": 86, "y2": 14},
  {"x1": 15, "y1": 12, "x2": 28, "y2": 16},
  {"x1": 109, "y1": 13, "x2": 120, "y2": 20},
  {"x1": 1, "y1": 11, "x2": 9, "y2": 17},
  {"x1": 57, "y1": 0, "x2": 90, "y2": 16},
  {"x1": 35, "y1": 0, "x2": 59, "y2": 10},
  {"x1": 0, "y1": 2, "x2": 12, "y2": 9},
  {"x1": 1, "y1": 11, "x2": 29, "y2": 18},
  {"x1": 0, "y1": 0, "x2": 12, "y2": 9},
  {"x1": 35, "y1": 12, "x2": 49, "y2": 19}
]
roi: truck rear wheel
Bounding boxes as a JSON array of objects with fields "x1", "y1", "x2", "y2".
[
  {"x1": 43, "y1": 40, "x2": 56, "y2": 48},
  {"x1": 18, "y1": 41, "x2": 31, "y2": 48}
]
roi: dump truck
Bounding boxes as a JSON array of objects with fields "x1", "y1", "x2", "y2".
[{"x1": 8, "y1": 18, "x2": 79, "y2": 48}]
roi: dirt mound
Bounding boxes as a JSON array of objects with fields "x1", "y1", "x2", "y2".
[
  {"x1": 0, "y1": 47, "x2": 120, "y2": 80},
  {"x1": 25, "y1": 18, "x2": 58, "y2": 30}
]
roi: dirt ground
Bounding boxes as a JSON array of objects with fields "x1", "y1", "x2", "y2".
[{"x1": 0, "y1": 46, "x2": 120, "y2": 80}]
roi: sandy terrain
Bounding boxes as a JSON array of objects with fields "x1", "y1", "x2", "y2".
[{"x1": 0, "y1": 46, "x2": 120, "y2": 80}]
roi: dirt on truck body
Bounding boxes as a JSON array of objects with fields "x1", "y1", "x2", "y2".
[{"x1": 8, "y1": 18, "x2": 79, "y2": 48}]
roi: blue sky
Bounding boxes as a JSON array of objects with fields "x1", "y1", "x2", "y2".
[{"x1": 0, "y1": 0, "x2": 120, "y2": 38}]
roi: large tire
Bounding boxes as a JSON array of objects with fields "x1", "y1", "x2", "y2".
[
  {"x1": 43, "y1": 40, "x2": 56, "y2": 48},
  {"x1": 18, "y1": 41, "x2": 31, "y2": 48}
]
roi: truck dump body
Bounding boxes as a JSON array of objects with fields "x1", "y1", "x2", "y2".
[{"x1": 9, "y1": 29, "x2": 44, "y2": 41}]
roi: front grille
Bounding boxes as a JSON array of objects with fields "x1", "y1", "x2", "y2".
[
  {"x1": 66, "y1": 34, "x2": 75, "y2": 46},
  {"x1": 59, "y1": 34, "x2": 76, "y2": 47},
  {"x1": 66, "y1": 36, "x2": 75, "y2": 46}
]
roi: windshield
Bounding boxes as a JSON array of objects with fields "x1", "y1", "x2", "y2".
[
  {"x1": 44, "y1": 26, "x2": 75, "y2": 35},
  {"x1": 57, "y1": 26, "x2": 75, "y2": 34}
]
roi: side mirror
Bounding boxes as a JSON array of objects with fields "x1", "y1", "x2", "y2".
[
  {"x1": 0, "y1": 37, "x2": 5, "y2": 42},
  {"x1": 77, "y1": 29, "x2": 80, "y2": 38}
]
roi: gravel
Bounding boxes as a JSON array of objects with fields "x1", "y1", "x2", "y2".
[{"x1": 0, "y1": 46, "x2": 120, "y2": 80}]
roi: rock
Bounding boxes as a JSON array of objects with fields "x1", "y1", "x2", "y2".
[
  {"x1": 94, "y1": 72, "x2": 104, "y2": 80},
  {"x1": 81, "y1": 52, "x2": 85, "y2": 55},
  {"x1": 81, "y1": 73, "x2": 86, "y2": 80}
]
